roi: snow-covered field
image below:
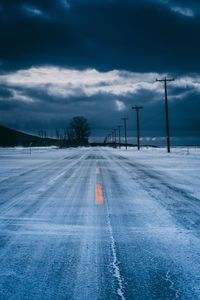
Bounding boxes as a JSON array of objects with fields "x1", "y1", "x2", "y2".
[
  {"x1": 117, "y1": 146, "x2": 200, "y2": 201},
  {"x1": 0, "y1": 146, "x2": 200, "y2": 299}
]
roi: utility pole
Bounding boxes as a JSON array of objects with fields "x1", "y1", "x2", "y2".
[
  {"x1": 111, "y1": 132, "x2": 113, "y2": 145},
  {"x1": 121, "y1": 118, "x2": 128, "y2": 150},
  {"x1": 109, "y1": 134, "x2": 112, "y2": 145},
  {"x1": 112, "y1": 130, "x2": 115, "y2": 148},
  {"x1": 132, "y1": 106, "x2": 143, "y2": 151},
  {"x1": 118, "y1": 125, "x2": 122, "y2": 149},
  {"x1": 156, "y1": 77, "x2": 175, "y2": 153},
  {"x1": 104, "y1": 135, "x2": 109, "y2": 145},
  {"x1": 113, "y1": 129, "x2": 117, "y2": 148},
  {"x1": 107, "y1": 134, "x2": 109, "y2": 145},
  {"x1": 106, "y1": 134, "x2": 108, "y2": 145}
]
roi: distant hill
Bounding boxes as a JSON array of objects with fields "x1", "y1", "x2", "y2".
[{"x1": 0, "y1": 125, "x2": 57, "y2": 147}]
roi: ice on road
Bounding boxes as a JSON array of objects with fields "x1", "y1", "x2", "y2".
[{"x1": 0, "y1": 146, "x2": 200, "y2": 300}]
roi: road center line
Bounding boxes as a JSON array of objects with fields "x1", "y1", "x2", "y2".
[{"x1": 96, "y1": 184, "x2": 103, "y2": 205}]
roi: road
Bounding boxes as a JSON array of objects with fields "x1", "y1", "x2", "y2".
[{"x1": 0, "y1": 147, "x2": 200, "y2": 300}]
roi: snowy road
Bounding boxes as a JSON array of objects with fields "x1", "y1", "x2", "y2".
[{"x1": 0, "y1": 147, "x2": 200, "y2": 300}]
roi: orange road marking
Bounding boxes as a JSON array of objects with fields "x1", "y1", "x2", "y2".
[
  {"x1": 96, "y1": 184, "x2": 104, "y2": 205},
  {"x1": 96, "y1": 167, "x2": 100, "y2": 174}
]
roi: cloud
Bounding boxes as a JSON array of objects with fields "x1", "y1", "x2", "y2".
[
  {"x1": 0, "y1": 66, "x2": 199, "y2": 138},
  {"x1": 60, "y1": 0, "x2": 70, "y2": 9},
  {"x1": 171, "y1": 6, "x2": 194, "y2": 17},
  {"x1": 161, "y1": 0, "x2": 200, "y2": 17},
  {"x1": 23, "y1": 5, "x2": 44, "y2": 17},
  {"x1": 1, "y1": 0, "x2": 200, "y2": 73},
  {"x1": 10, "y1": 89, "x2": 34, "y2": 103},
  {"x1": 1, "y1": 66, "x2": 200, "y2": 105},
  {"x1": 115, "y1": 100, "x2": 126, "y2": 111},
  {"x1": 0, "y1": 1, "x2": 199, "y2": 140},
  {"x1": 173, "y1": 76, "x2": 200, "y2": 93},
  {"x1": 0, "y1": 67, "x2": 161, "y2": 99},
  {"x1": 0, "y1": 87, "x2": 12, "y2": 98}
]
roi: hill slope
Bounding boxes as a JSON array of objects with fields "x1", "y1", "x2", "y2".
[{"x1": 0, "y1": 125, "x2": 56, "y2": 147}]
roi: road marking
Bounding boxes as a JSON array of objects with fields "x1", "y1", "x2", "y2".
[
  {"x1": 96, "y1": 184, "x2": 103, "y2": 205},
  {"x1": 96, "y1": 167, "x2": 100, "y2": 174},
  {"x1": 105, "y1": 201, "x2": 126, "y2": 300}
]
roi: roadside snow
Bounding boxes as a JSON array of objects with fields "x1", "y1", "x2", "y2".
[{"x1": 110, "y1": 146, "x2": 200, "y2": 200}]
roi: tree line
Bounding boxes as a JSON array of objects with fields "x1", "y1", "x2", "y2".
[{"x1": 40, "y1": 116, "x2": 90, "y2": 147}]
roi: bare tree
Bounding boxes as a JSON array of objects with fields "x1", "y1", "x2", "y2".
[{"x1": 69, "y1": 116, "x2": 90, "y2": 146}]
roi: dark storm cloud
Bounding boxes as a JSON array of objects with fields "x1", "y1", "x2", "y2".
[
  {"x1": 0, "y1": 0, "x2": 200, "y2": 72},
  {"x1": 0, "y1": 0, "x2": 83, "y2": 71},
  {"x1": 0, "y1": 0, "x2": 199, "y2": 142},
  {"x1": 0, "y1": 66, "x2": 199, "y2": 139},
  {"x1": 0, "y1": 86, "x2": 12, "y2": 98}
]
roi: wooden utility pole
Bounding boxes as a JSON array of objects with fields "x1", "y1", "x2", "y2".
[
  {"x1": 121, "y1": 118, "x2": 128, "y2": 150},
  {"x1": 118, "y1": 125, "x2": 122, "y2": 149},
  {"x1": 132, "y1": 106, "x2": 143, "y2": 150},
  {"x1": 113, "y1": 129, "x2": 117, "y2": 148},
  {"x1": 156, "y1": 77, "x2": 175, "y2": 153}
]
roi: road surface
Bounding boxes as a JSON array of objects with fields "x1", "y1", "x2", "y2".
[{"x1": 0, "y1": 147, "x2": 200, "y2": 300}]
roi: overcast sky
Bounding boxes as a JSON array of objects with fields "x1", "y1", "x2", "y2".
[{"x1": 0, "y1": 0, "x2": 199, "y2": 143}]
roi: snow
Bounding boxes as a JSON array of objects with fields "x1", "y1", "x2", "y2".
[
  {"x1": 114, "y1": 146, "x2": 200, "y2": 200},
  {"x1": 0, "y1": 146, "x2": 200, "y2": 299}
]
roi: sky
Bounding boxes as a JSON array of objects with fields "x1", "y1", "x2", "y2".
[{"x1": 0, "y1": 0, "x2": 199, "y2": 144}]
